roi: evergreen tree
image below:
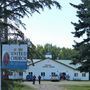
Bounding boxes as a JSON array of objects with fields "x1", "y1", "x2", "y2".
[
  {"x1": 0, "y1": 0, "x2": 61, "y2": 41},
  {"x1": 70, "y1": 0, "x2": 90, "y2": 72}
]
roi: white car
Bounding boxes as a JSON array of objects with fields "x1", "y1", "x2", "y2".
[{"x1": 51, "y1": 75, "x2": 59, "y2": 81}]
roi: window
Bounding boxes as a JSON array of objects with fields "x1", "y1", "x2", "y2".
[
  {"x1": 74, "y1": 73, "x2": 78, "y2": 77},
  {"x1": 29, "y1": 72, "x2": 33, "y2": 76},
  {"x1": 82, "y1": 73, "x2": 86, "y2": 77},
  {"x1": 51, "y1": 72, "x2": 56, "y2": 76},
  {"x1": 41, "y1": 72, "x2": 45, "y2": 76},
  {"x1": 19, "y1": 72, "x2": 23, "y2": 76}
]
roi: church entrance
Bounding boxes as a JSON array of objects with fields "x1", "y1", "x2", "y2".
[{"x1": 60, "y1": 72, "x2": 66, "y2": 80}]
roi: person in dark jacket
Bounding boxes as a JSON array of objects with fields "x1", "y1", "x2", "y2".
[
  {"x1": 38, "y1": 75, "x2": 41, "y2": 84},
  {"x1": 32, "y1": 75, "x2": 36, "y2": 84}
]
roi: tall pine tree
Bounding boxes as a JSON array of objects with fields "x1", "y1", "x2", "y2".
[
  {"x1": 0, "y1": 0, "x2": 61, "y2": 41},
  {"x1": 70, "y1": 0, "x2": 90, "y2": 72}
]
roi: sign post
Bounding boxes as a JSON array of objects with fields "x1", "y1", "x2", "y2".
[
  {"x1": 0, "y1": 46, "x2": 1, "y2": 90},
  {"x1": 0, "y1": 42, "x2": 1, "y2": 90},
  {"x1": 0, "y1": 34, "x2": 1, "y2": 90}
]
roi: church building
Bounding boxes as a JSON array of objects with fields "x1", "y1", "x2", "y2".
[{"x1": 23, "y1": 53, "x2": 89, "y2": 81}]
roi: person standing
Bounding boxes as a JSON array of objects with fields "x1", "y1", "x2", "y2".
[
  {"x1": 32, "y1": 75, "x2": 36, "y2": 84},
  {"x1": 38, "y1": 75, "x2": 41, "y2": 84}
]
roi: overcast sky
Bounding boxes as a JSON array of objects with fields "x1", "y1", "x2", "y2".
[{"x1": 22, "y1": 0, "x2": 81, "y2": 48}]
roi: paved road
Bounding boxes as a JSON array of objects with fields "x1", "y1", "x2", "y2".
[{"x1": 23, "y1": 81, "x2": 90, "y2": 90}]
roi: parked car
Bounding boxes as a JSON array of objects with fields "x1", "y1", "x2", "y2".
[
  {"x1": 26, "y1": 74, "x2": 33, "y2": 81},
  {"x1": 51, "y1": 75, "x2": 59, "y2": 81}
]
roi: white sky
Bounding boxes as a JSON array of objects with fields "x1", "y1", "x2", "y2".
[{"x1": 22, "y1": 0, "x2": 81, "y2": 48}]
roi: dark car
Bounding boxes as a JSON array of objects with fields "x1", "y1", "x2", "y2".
[{"x1": 26, "y1": 74, "x2": 33, "y2": 81}]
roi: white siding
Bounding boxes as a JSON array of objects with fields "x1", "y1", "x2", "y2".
[{"x1": 23, "y1": 59, "x2": 89, "y2": 80}]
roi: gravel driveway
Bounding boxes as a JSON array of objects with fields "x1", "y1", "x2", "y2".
[{"x1": 23, "y1": 81, "x2": 90, "y2": 90}]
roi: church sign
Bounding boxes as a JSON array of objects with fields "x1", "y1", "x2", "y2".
[
  {"x1": 2, "y1": 44, "x2": 27, "y2": 70},
  {"x1": 43, "y1": 64, "x2": 55, "y2": 68}
]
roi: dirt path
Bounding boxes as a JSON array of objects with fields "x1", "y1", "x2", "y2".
[
  {"x1": 23, "y1": 81, "x2": 64, "y2": 90},
  {"x1": 23, "y1": 81, "x2": 90, "y2": 90},
  {"x1": 32, "y1": 83, "x2": 64, "y2": 90}
]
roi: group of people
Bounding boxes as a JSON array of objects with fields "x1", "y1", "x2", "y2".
[{"x1": 32, "y1": 75, "x2": 41, "y2": 84}]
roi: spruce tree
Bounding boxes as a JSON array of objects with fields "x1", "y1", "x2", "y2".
[
  {"x1": 0, "y1": 0, "x2": 61, "y2": 41},
  {"x1": 70, "y1": 0, "x2": 90, "y2": 72}
]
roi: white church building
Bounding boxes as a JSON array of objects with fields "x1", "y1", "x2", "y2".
[{"x1": 23, "y1": 53, "x2": 89, "y2": 81}]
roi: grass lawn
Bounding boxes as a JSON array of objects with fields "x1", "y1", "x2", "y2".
[
  {"x1": 2, "y1": 80, "x2": 35, "y2": 90},
  {"x1": 65, "y1": 85, "x2": 90, "y2": 90},
  {"x1": 14, "y1": 82, "x2": 35, "y2": 90}
]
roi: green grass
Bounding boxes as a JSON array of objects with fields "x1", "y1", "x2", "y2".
[
  {"x1": 2, "y1": 80, "x2": 35, "y2": 90},
  {"x1": 14, "y1": 83, "x2": 35, "y2": 90},
  {"x1": 65, "y1": 85, "x2": 90, "y2": 90}
]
